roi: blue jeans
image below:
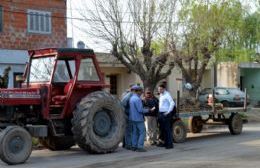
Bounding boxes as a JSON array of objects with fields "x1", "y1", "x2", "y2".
[
  {"x1": 132, "y1": 121, "x2": 146, "y2": 149},
  {"x1": 125, "y1": 120, "x2": 133, "y2": 147}
]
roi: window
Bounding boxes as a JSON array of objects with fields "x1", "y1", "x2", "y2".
[
  {"x1": 216, "y1": 89, "x2": 229, "y2": 95},
  {"x1": 78, "y1": 58, "x2": 99, "y2": 81},
  {"x1": 27, "y1": 9, "x2": 51, "y2": 34},
  {"x1": 200, "y1": 88, "x2": 212, "y2": 95},
  {"x1": 13, "y1": 72, "x2": 24, "y2": 88},
  {"x1": 0, "y1": 6, "x2": 2, "y2": 32},
  {"x1": 109, "y1": 75, "x2": 117, "y2": 95},
  {"x1": 29, "y1": 57, "x2": 55, "y2": 82},
  {"x1": 53, "y1": 60, "x2": 76, "y2": 83}
]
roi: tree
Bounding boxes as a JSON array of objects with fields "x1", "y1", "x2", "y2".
[
  {"x1": 215, "y1": 10, "x2": 260, "y2": 63},
  {"x1": 78, "y1": 0, "x2": 179, "y2": 91},
  {"x1": 78, "y1": 0, "x2": 258, "y2": 95},
  {"x1": 173, "y1": 0, "x2": 247, "y2": 96}
]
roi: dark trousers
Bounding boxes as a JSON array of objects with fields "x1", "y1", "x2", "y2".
[{"x1": 158, "y1": 112, "x2": 173, "y2": 147}]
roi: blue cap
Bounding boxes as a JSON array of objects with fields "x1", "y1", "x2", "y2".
[{"x1": 131, "y1": 85, "x2": 143, "y2": 91}]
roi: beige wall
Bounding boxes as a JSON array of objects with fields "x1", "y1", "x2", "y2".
[
  {"x1": 100, "y1": 67, "x2": 140, "y2": 98},
  {"x1": 201, "y1": 69, "x2": 212, "y2": 89},
  {"x1": 167, "y1": 68, "x2": 183, "y2": 99},
  {"x1": 217, "y1": 62, "x2": 239, "y2": 88},
  {"x1": 100, "y1": 65, "x2": 213, "y2": 99}
]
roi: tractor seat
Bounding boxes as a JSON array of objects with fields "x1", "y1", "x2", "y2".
[{"x1": 52, "y1": 80, "x2": 73, "y2": 105}]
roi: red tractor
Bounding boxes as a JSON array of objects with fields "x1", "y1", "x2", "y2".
[{"x1": 0, "y1": 48, "x2": 125, "y2": 165}]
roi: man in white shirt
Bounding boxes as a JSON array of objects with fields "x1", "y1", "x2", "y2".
[{"x1": 157, "y1": 84, "x2": 175, "y2": 149}]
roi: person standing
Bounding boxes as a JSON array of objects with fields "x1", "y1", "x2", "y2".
[
  {"x1": 157, "y1": 84, "x2": 175, "y2": 149},
  {"x1": 143, "y1": 89, "x2": 159, "y2": 145},
  {"x1": 121, "y1": 85, "x2": 134, "y2": 150},
  {"x1": 129, "y1": 85, "x2": 153, "y2": 152}
]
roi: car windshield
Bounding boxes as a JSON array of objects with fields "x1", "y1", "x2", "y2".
[
  {"x1": 227, "y1": 88, "x2": 244, "y2": 94},
  {"x1": 29, "y1": 57, "x2": 55, "y2": 82}
]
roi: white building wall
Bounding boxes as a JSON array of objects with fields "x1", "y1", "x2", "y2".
[
  {"x1": 0, "y1": 49, "x2": 28, "y2": 88},
  {"x1": 0, "y1": 64, "x2": 26, "y2": 88}
]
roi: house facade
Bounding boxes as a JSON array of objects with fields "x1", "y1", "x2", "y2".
[
  {"x1": 97, "y1": 52, "x2": 213, "y2": 99},
  {"x1": 0, "y1": 0, "x2": 67, "y2": 88},
  {"x1": 217, "y1": 62, "x2": 260, "y2": 105}
]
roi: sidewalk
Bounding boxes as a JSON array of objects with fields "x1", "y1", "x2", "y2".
[{"x1": 245, "y1": 107, "x2": 260, "y2": 122}]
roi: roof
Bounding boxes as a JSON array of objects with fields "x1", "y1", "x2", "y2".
[
  {"x1": 0, "y1": 49, "x2": 28, "y2": 64},
  {"x1": 57, "y1": 48, "x2": 94, "y2": 55},
  {"x1": 29, "y1": 48, "x2": 95, "y2": 57},
  {"x1": 95, "y1": 52, "x2": 125, "y2": 68},
  {"x1": 239, "y1": 62, "x2": 260, "y2": 69}
]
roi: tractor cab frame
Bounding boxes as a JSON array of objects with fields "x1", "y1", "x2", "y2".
[
  {"x1": 24, "y1": 48, "x2": 106, "y2": 120},
  {"x1": 0, "y1": 48, "x2": 125, "y2": 165}
]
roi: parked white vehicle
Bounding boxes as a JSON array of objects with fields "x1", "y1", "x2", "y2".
[{"x1": 199, "y1": 87, "x2": 249, "y2": 107}]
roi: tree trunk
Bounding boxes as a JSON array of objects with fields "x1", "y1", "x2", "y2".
[{"x1": 142, "y1": 79, "x2": 158, "y2": 93}]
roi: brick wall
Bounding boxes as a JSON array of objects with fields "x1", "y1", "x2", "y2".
[{"x1": 0, "y1": 0, "x2": 67, "y2": 50}]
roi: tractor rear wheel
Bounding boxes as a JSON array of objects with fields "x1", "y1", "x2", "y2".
[
  {"x1": 71, "y1": 91, "x2": 125, "y2": 154},
  {"x1": 0, "y1": 126, "x2": 32, "y2": 165},
  {"x1": 39, "y1": 136, "x2": 75, "y2": 151}
]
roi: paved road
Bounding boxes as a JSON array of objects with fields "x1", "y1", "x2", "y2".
[{"x1": 1, "y1": 124, "x2": 260, "y2": 168}]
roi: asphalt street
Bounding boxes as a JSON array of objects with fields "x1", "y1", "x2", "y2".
[{"x1": 1, "y1": 123, "x2": 260, "y2": 168}]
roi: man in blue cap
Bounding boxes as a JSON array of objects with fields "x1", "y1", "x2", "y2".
[
  {"x1": 121, "y1": 84, "x2": 134, "y2": 150},
  {"x1": 129, "y1": 85, "x2": 154, "y2": 152}
]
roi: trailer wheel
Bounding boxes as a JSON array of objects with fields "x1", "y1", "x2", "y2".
[
  {"x1": 39, "y1": 136, "x2": 75, "y2": 151},
  {"x1": 72, "y1": 91, "x2": 125, "y2": 154},
  {"x1": 188, "y1": 116, "x2": 203, "y2": 133},
  {"x1": 173, "y1": 120, "x2": 187, "y2": 143},
  {"x1": 221, "y1": 101, "x2": 230, "y2": 107},
  {"x1": 0, "y1": 126, "x2": 32, "y2": 165},
  {"x1": 228, "y1": 113, "x2": 243, "y2": 135}
]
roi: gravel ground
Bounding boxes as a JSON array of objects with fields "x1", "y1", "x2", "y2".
[{"x1": 1, "y1": 123, "x2": 260, "y2": 168}]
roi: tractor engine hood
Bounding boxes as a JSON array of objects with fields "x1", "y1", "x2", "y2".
[{"x1": 0, "y1": 88, "x2": 41, "y2": 106}]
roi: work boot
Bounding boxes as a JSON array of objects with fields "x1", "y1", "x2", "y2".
[
  {"x1": 165, "y1": 145, "x2": 174, "y2": 149},
  {"x1": 131, "y1": 147, "x2": 137, "y2": 151},
  {"x1": 156, "y1": 143, "x2": 165, "y2": 147},
  {"x1": 135, "y1": 148, "x2": 147, "y2": 152},
  {"x1": 125, "y1": 146, "x2": 132, "y2": 150}
]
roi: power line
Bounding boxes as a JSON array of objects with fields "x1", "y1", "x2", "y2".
[
  {"x1": 1, "y1": 0, "x2": 176, "y2": 14},
  {"x1": 2, "y1": 0, "x2": 71, "y2": 12},
  {"x1": 1, "y1": 7, "x2": 183, "y2": 24}
]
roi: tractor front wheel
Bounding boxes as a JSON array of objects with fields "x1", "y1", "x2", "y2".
[
  {"x1": 39, "y1": 136, "x2": 75, "y2": 151},
  {"x1": 72, "y1": 91, "x2": 125, "y2": 154},
  {"x1": 0, "y1": 126, "x2": 32, "y2": 165}
]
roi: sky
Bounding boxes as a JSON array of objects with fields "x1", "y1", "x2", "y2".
[
  {"x1": 66, "y1": 0, "x2": 259, "y2": 53},
  {"x1": 67, "y1": 0, "x2": 111, "y2": 52}
]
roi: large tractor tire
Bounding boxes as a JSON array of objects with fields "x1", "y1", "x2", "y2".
[
  {"x1": 188, "y1": 116, "x2": 203, "y2": 133},
  {"x1": 173, "y1": 120, "x2": 187, "y2": 143},
  {"x1": 0, "y1": 126, "x2": 32, "y2": 165},
  {"x1": 228, "y1": 113, "x2": 243, "y2": 135},
  {"x1": 39, "y1": 136, "x2": 75, "y2": 151},
  {"x1": 71, "y1": 91, "x2": 125, "y2": 154}
]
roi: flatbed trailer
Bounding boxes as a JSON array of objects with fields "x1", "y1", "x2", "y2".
[{"x1": 172, "y1": 90, "x2": 248, "y2": 143}]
